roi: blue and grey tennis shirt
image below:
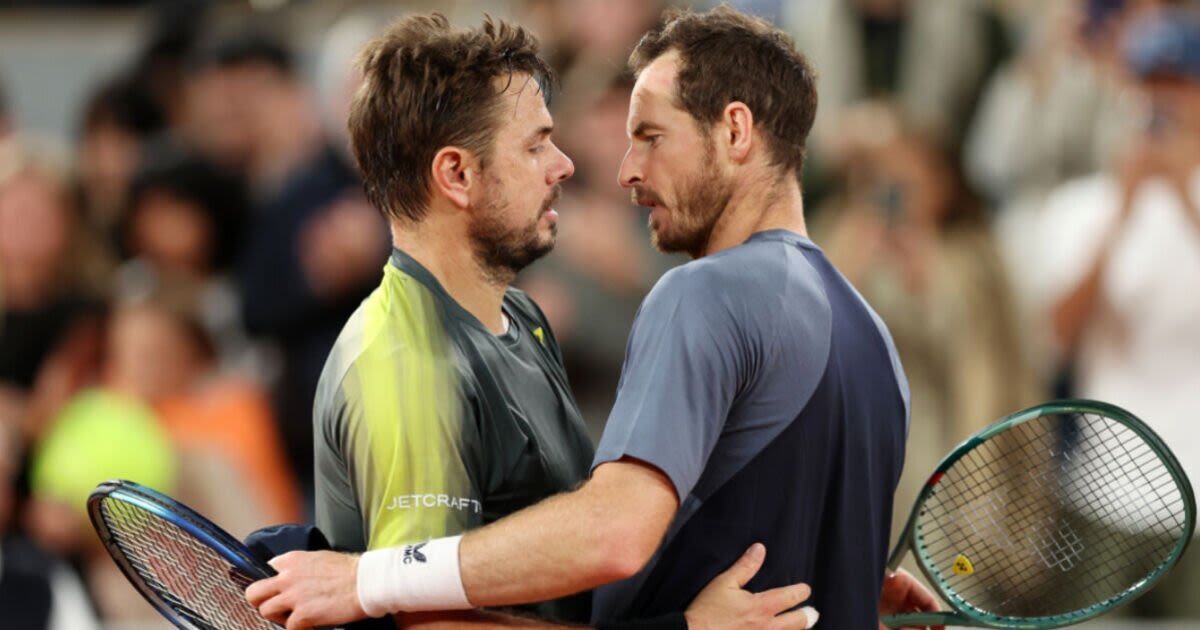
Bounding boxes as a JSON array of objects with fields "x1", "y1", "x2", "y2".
[{"x1": 591, "y1": 229, "x2": 910, "y2": 629}]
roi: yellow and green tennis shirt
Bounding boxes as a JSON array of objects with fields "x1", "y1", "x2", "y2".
[{"x1": 312, "y1": 248, "x2": 594, "y2": 618}]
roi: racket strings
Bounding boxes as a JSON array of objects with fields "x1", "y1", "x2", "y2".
[
  {"x1": 99, "y1": 497, "x2": 280, "y2": 630},
  {"x1": 947, "y1": 416, "x2": 1183, "y2": 613},
  {"x1": 915, "y1": 412, "x2": 1187, "y2": 620}
]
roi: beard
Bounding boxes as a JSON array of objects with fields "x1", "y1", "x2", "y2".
[
  {"x1": 643, "y1": 140, "x2": 733, "y2": 258},
  {"x1": 468, "y1": 180, "x2": 560, "y2": 285}
]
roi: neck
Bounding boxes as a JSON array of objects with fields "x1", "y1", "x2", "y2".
[
  {"x1": 702, "y1": 169, "x2": 807, "y2": 257},
  {"x1": 391, "y1": 217, "x2": 510, "y2": 335}
]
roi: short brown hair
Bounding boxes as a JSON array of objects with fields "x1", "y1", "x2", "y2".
[
  {"x1": 349, "y1": 14, "x2": 553, "y2": 222},
  {"x1": 630, "y1": 6, "x2": 818, "y2": 179}
]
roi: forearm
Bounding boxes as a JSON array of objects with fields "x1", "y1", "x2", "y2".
[
  {"x1": 400, "y1": 609, "x2": 581, "y2": 628},
  {"x1": 460, "y1": 487, "x2": 642, "y2": 606},
  {"x1": 399, "y1": 608, "x2": 687, "y2": 629},
  {"x1": 1050, "y1": 221, "x2": 1123, "y2": 353},
  {"x1": 459, "y1": 462, "x2": 677, "y2": 608}
]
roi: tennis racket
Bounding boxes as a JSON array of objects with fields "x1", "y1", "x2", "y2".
[
  {"x1": 882, "y1": 400, "x2": 1195, "y2": 628},
  {"x1": 88, "y1": 479, "x2": 282, "y2": 629}
]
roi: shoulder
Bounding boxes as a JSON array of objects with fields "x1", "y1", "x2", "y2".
[
  {"x1": 315, "y1": 287, "x2": 450, "y2": 420},
  {"x1": 643, "y1": 240, "x2": 828, "y2": 323}
]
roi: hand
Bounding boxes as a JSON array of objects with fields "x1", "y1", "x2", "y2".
[
  {"x1": 299, "y1": 194, "x2": 387, "y2": 299},
  {"x1": 878, "y1": 568, "x2": 943, "y2": 630},
  {"x1": 245, "y1": 550, "x2": 366, "y2": 630},
  {"x1": 824, "y1": 204, "x2": 888, "y2": 286},
  {"x1": 684, "y1": 543, "x2": 818, "y2": 630}
]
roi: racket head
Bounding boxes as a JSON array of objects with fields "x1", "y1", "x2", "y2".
[
  {"x1": 88, "y1": 479, "x2": 281, "y2": 630},
  {"x1": 888, "y1": 400, "x2": 1196, "y2": 629}
]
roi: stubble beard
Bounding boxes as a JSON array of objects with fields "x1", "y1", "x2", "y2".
[{"x1": 650, "y1": 141, "x2": 733, "y2": 259}]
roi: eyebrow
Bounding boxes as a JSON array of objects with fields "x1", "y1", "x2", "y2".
[
  {"x1": 629, "y1": 121, "x2": 664, "y2": 138},
  {"x1": 525, "y1": 125, "x2": 553, "y2": 145}
]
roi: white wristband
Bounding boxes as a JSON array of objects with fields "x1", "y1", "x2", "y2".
[{"x1": 356, "y1": 535, "x2": 472, "y2": 616}]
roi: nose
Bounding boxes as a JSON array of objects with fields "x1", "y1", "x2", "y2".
[
  {"x1": 550, "y1": 144, "x2": 575, "y2": 184},
  {"x1": 618, "y1": 146, "x2": 641, "y2": 189}
]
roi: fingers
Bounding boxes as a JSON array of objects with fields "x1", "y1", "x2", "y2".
[
  {"x1": 245, "y1": 576, "x2": 281, "y2": 607},
  {"x1": 258, "y1": 593, "x2": 292, "y2": 626},
  {"x1": 756, "y1": 582, "x2": 812, "y2": 615},
  {"x1": 888, "y1": 568, "x2": 939, "y2": 613},
  {"x1": 268, "y1": 550, "x2": 302, "y2": 571},
  {"x1": 286, "y1": 610, "x2": 313, "y2": 630},
  {"x1": 770, "y1": 605, "x2": 819, "y2": 629},
  {"x1": 723, "y1": 543, "x2": 767, "y2": 588}
]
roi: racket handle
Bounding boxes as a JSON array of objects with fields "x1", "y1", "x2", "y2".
[{"x1": 881, "y1": 611, "x2": 978, "y2": 627}]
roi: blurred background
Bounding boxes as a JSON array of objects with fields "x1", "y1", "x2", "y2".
[{"x1": 0, "y1": 0, "x2": 1198, "y2": 627}]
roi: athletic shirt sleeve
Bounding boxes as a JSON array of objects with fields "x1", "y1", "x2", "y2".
[
  {"x1": 591, "y1": 263, "x2": 756, "y2": 501},
  {"x1": 314, "y1": 277, "x2": 485, "y2": 552}
]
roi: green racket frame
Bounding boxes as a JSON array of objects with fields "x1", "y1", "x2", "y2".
[{"x1": 882, "y1": 400, "x2": 1196, "y2": 629}]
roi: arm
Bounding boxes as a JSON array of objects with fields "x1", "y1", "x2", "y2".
[
  {"x1": 455, "y1": 266, "x2": 754, "y2": 609},
  {"x1": 260, "y1": 460, "x2": 677, "y2": 624},
  {"x1": 421, "y1": 543, "x2": 817, "y2": 630},
  {"x1": 253, "y1": 542, "x2": 815, "y2": 630},
  {"x1": 1050, "y1": 143, "x2": 1147, "y2": 353},
  {"x1": 458, "y1": 458, "x2": 679, "y2": 607}
]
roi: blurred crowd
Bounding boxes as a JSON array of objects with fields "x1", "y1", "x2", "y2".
[{"x1": 0, "y1": 0, "x2": 1198, "y2": 626}]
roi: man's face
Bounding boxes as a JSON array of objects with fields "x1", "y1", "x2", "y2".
[
  {"x1": 619, "y1": 51, "x2": 732, "y2": 258},
  {"x1": 468, "y1": 75, "x2": 574, "y2": 280}
]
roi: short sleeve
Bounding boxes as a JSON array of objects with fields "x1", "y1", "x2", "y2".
[
  {"x1": 591, "y1": 265, "x2": 752, "y2": 501},
  {"x1": 315, "y1": 290, "x2": 485, "y2": 552},
  {"x1": 347, "y1": 349, "x2": 483, "y2": 550}
]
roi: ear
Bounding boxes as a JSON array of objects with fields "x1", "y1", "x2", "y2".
[
  {"x1": 430, "y1": 146, "x2": 479, "y2": 210},
  {"x1": 722, "y1": 102, "x2": 754, "y2": 164}
]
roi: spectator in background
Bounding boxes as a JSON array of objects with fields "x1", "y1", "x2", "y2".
[
  {"x1": 0, "y1": 421, "x2": 99, "y2": 630},
  {"x1": 117, "y1": 142, "x2": 265, "y2": 376},
  {"x1": 227, "y1": 30, "x2": 388, "y2": 506},
  {"x1": 182, "y1": 30, "x2": 323, "y2": 195},
  {"x1": 519, "y1": 0, "x2": 666, "y2": 118},
  {"x1": 128, "y1": 0, "x2": 209, "y2": 130},
  {"x1": 27, "y1": 360, "x2": 176, "y2": 625},
  {"x1": 121, "y1": 143, "x2": 244, "y2": 281},
  {"x1": 785, "y1": 0, "x2": 1011, "y2": 158},
  {"x1": 1037, "y1": 7, "x2": 1200, "y2": 616},
  {"x1": 815, "y1": 102, "x2": 1041, "y2": 547},
  {"x1": 106, "y1": 296, "x2": 301, "y2": 531},
  {"x1": 76, "y1": 75, "x2": 167, "y2": 258},
  {"x1": 0, "y1": 140, "x2": 96, "y2": 438},
  {"x1": 964, "y1": 0, "x2": 1143, "y2": 206},
  {"x1": 26, "y1": 292, "x2": 299, "y2": 620}
]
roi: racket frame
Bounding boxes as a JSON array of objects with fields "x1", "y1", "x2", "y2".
[
  {"x1": 883, "y1": 400, "x2": 1196, "y2": 629},
  {"x1": 87, "y1": 479, "x2": 276, "y2": 629}
]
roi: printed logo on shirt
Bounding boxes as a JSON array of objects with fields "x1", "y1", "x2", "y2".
[
  {"x1": 533, "y1": 327, "x2": 545, "y2": 345},
  {"x1": 403, "y1": 543, "x2": 427, "y2": 564},
  {"x1": 384, "y1": 494, "x2": 482, "y2": 514}
]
